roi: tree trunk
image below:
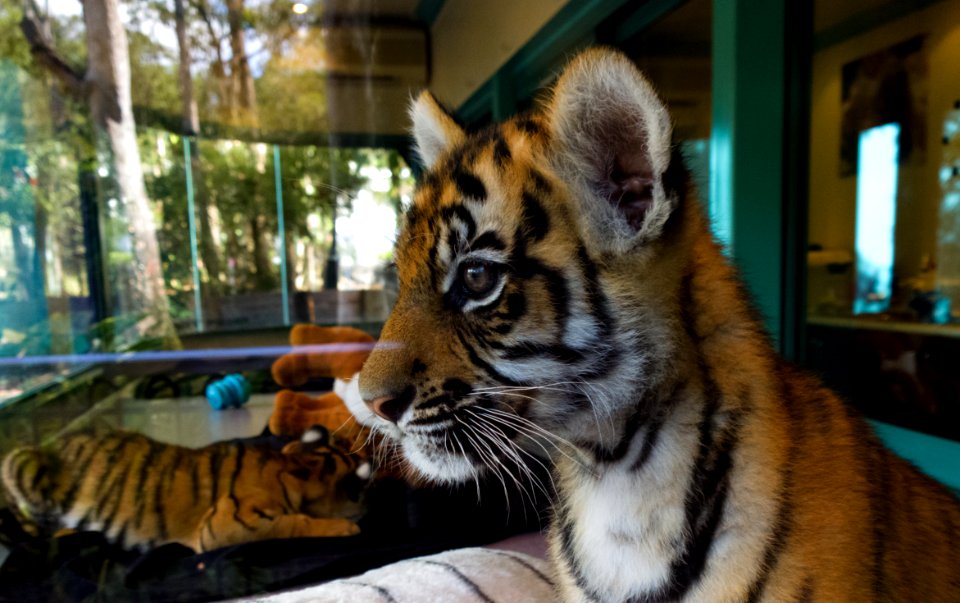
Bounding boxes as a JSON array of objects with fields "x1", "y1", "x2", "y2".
[
  {"x1": 226, "y1": 0, "x2": 258, "y2": 127},
  {"x1": 83, "y1": 0, "x2": 179, "y2": 348},
  {"x1": 249, "y1": 215, "x2": 274, "y2": 290},
  {"x1": 174, "y1": 0, "x2": 199, "y2": 137}
]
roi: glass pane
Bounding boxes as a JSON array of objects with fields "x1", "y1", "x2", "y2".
[
  {"x1": 0, "y1": 0, "x2": 418, "y2": 570},
  {"x1": 806, "y1": 1, "x2": 960, "y2": 440}
]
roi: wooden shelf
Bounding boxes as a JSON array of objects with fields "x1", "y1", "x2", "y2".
[{"x1": 808, "y1": 315, "x2": 960, "y2": 338}]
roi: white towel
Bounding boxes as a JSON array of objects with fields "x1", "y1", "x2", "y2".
[{"x1": 239, "y1": 546, "x2": 556, "y2": 603}]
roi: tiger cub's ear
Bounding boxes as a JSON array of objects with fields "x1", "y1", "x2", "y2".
[
  {"x1": 546, "y1": 48, "x2": 676, "y2": 253},
  {"x1": 410, "y1": 91, "x2": 466, "y2": 169}
]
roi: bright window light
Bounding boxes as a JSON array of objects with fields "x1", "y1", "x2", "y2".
[{"x1": 854, "y1": 123, "x2": 900, "y2": 315}]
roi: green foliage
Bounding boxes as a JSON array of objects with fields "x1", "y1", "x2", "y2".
[
  {"x1": 141, "y1": 129, "x2": 371, "y2": 299},
  {"x1": 0, "y1": 0, "x2": 410, "y2": 353}
]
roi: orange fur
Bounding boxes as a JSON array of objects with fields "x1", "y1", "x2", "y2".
[
  {"x1": 1, "y1": 429, "x2": 365, "y2": 552},
  {"x1": 357, "y1": 47, "x2": 960, "y2": 602}
]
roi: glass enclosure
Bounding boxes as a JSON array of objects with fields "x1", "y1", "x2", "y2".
[
  {"x1": 4, "y1": 0, "x2": 957, "y2": 598},
  {"x1": 805, "y1": 0, "x2": 960, "y2": 440},
  {"x1": 0, "y1": 0, "x2": 416, "y2": 414}
]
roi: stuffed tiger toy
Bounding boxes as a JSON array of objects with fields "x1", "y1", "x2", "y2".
[
  {"x1": 1, "y1": 426, "x2": 367, "y2": 552},
  {"x1": 356, "y1": 47, "x2": 960, "y2": 602}
]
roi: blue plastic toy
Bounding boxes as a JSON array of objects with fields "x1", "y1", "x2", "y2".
[{"x1": 205, "y1": 373, "x2": 252, "y2": 410}]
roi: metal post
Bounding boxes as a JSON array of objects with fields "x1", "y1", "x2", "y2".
[
  {"x1": 183, "y1": 136, "x2": 203, "y2": 332},
  {"x1": 712, "y1": 0, "x2": 788, "y2": 347},
  {"x1": 273, "y1": 145, "x2": 290, "y2": 326}
]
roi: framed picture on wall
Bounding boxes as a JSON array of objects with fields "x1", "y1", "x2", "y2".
[{"x1": 840, "y1": 34, "x2": 928, "y2": 177}]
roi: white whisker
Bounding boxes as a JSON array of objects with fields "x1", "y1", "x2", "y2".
[{"x1": 466, "y1": 412, "x2": 545, "y2": 509}]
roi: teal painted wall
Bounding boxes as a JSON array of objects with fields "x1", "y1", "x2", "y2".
[{"x1": 711, "y1": 0, "x2": 787, "y2": 345}]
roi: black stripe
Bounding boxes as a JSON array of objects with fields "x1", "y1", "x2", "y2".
[
  {"x1": 514, "y1": 116, "x2": 544, "y2": 137},
  {"x1": 795, "y1": 576, "x2": 814, "y2": 603},
  {"x1": 743, "y1": 485, "x2": 794, "y2": 603},
  {"x1": 411, "y1": 358, "x2": 427, "y2": 375},
  {"x1": 485, "y1": 549, "x2": 555, "y2": 588},
  {"x1": 520, "y1": 191, "x2": 549, "y2": 241},
  {"x1": 575, "y1": 246, "x2": 620, "y2": 382},
  {"x1": 456, "y1": 329, "x2": 521, "y2": 386},
  {"x1": 501, "y1": 342, "x2": 585, "y2": 364},
  {"x1": 341, "y1": 581, "x2": 399, "y2": 603},
  {"x1": 511, "y1": 253, "x2": 571, "y2": 337},
  {"x1": 471, "y1": 230, "x2": 506, "y2": 252},
  {"x1": 556, "y1": 512, "x2": 602, "y2": 602},
  {"x1": 153, "y1": 446, "x2": 181, "y2": 542},
  {"x1": 630, "y1": 414, "x2": 665, "y2": 472},
  {"x1": 745, "y1": 370, "x2": 798, "y2": 603},
  {"x1": 29, "y1": 464, "x2": 48, "y2": 491},
  {"x1": 447, "y1": 207, "x2": 479, "y2": 257},
  {"x1": 453, "y1": 167, "x2": 487, "y2": 201},
  {"x1": 418, "y1": 560, "x2": 494, "y2": 603},
  {"x1": 442, "y1": 378, "x2": 472, "y2": 398},
  {"x1": 92, "y1": 434, "x2": 139, "y2": 520},
  {"x1": 190, "y1": 455, "x2": 202, "y2": 506},
  {"x1": 529, "y1": 168, "x2": 551, "y2": 194},
  {"x1": 13, "y1": 450, "x2": 31, "y2": 491},
  {"x1": 492, "y1": 135, "x2": 511, "y2": 168},
  {"x1": 666, "y1": 427, "x2": 736, "y2": 598},
  {"x1": 428, "y1": 239, "x2": 440, "y2": 289},
  {"x1": 494, "y1": 292, "x2": 526, "y2": 323},
  {"x1": 59, "y1": 437, "x2": 109, "y2": 515},
  {"x1": 634, "y1": 348, "x2": 740, "y2": 601},
  {"x1": 577, "y1": 247, "x2": 613, "y2": 341},
  {"x1": 208, "y1": 445, "x2": 227, "y2": 502},
  {"x1": 133, "y1": 439, "x2": 162, "y2": 528},
  {"x1": 582, "y1": 407, "x2": 646, "y2": 464},
  {"x1": 99, "y1": 457, "x2": 136, "y2": 538},
  {"x1": 228, "y1": 445, "x2": 257, "y2": 530}
]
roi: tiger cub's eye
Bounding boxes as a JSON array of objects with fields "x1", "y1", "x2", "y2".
[{"x1": 460, "y1": 261, "x2": 500, "y2": 297}]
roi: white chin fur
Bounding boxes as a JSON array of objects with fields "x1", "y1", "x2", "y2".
[
  {"x1": 402, "y1": 438, "x2": 478, "y2": 484},
  {"x1": 336, "y1": 375, "x2": 378, "y2": 427}
]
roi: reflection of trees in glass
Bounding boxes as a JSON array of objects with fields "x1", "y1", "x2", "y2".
[
  {"x1": 0, "y1": 0, "x2": 411, "y2": 346},
  {"x1": 139, "y1": 135, "x2": 410, "y2": 325},
  {"x1": 15, "y1": 0, "x2": 178, "y2": 349}
]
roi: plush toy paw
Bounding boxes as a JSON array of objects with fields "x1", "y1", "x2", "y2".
[
  {"x1": 271, "y1": 325, "x2": 375, "y2": 387},
  {"x1": 270, "y1": 390, "x2": 363, "y2": 442},
  {"x1": 268, "y1": 325, "x2": 376, "y2": 441}
]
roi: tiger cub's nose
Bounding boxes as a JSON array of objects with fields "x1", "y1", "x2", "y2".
[{"x1": 365, "y1": 388, "x2": 414, "y2": 424}]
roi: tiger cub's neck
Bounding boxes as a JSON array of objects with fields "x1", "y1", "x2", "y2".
[{"x1": 549, "y1": 222, "x2": 786, "y2": 602}]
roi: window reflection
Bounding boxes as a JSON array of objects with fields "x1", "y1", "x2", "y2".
[{"x1": 854, "y1": 123, "x2": 899, "y2": 315}]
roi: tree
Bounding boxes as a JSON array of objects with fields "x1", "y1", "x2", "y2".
[{"x1": 20, "y1": 0, "x2": 179, "y2": 348}]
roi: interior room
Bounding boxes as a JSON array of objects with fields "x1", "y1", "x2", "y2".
[{"x1": 0, "y1": 0, "x2": 958, "y2": 600}]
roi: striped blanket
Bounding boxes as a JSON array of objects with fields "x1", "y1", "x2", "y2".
[{"x1": 240, "y1": 546, "x2": 556, "y2": 603}]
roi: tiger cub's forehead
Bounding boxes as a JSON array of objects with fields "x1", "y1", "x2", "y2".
[{"x1": 395, "y1": 115, "x2": 557, "y2": 284}]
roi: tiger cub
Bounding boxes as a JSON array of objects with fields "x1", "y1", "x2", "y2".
[
  {"x1": 356, "y1": 47, "x2": 960, "y2": 602},
  {"x1": 1, "y1": 426, "x2": 367, "y2": 552}
]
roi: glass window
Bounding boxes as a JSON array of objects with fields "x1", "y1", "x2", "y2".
[
  {"x1": 0, "y1": 0, "x2": 423, "y2": 579},
  {"x1": 806, "y1": 0, "x2": 960, "y2": 440},
  {"x1": 0, "y1": 0, "x2": 417, "y2": 409}
]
